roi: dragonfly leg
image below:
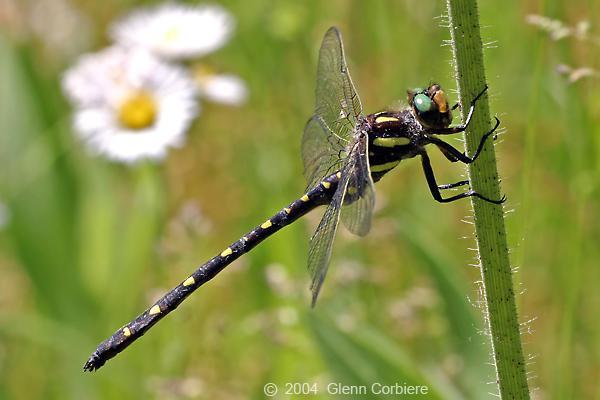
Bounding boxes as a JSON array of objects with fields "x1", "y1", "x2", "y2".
[
  {"x1": 420, "y1": 152, "x2": 505, "y2": 204},
  {"x1": 438, "y1": 180, "x2": 469, "y2": 190},
  {"x1": 428, "y1": 116, "x2": 500, "y2": 164}
]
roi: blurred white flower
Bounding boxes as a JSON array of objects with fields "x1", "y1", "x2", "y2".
[
  {"x1": 276, "y1": 306, "x2": 298, "y2": 326},
  {"x1": 110, "y1": 3, "x2": 234, "y2": 60},
  {"x1": 194, "y1": 67, "x2": 248, "y2": 105},
  {"x1": 62, "y1": 46, "x2": 198, "y2": 163},
  {"x1": 28, "y1": 0, "x2": 92, "y2": 57}
]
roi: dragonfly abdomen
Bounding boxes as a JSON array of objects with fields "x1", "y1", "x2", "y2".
[{"x1": 84, "y1": 172, "x2": 341, "y2": 371}]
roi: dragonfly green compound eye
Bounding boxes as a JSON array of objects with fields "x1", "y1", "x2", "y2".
[{"x1": 414, "y1": 93, "x2": 433, "y2": 113}]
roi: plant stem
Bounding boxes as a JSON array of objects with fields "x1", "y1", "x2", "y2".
[{"x1": 446, "y1": 0, "x2": 530, "y2": 398}]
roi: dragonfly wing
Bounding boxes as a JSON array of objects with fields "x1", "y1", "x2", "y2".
[
  {"x1": 302, "y1": 26, "x2": 363, "y2": 190},
  {"x1": 302, "y1": 115, "x2": 347, "y2": 190},
  {"x1": 340, "y1": 132, "x2": 375, "y2": 237},
  {"x1": 307, "y1": 161, "x2": 352, "y2": 306}
]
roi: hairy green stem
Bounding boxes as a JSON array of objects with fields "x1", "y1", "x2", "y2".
[{"x1": 446, "y1": 0, "x2": 530, "y2": 398}]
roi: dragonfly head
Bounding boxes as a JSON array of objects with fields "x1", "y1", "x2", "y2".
[{"x1": 407, "y1": 84, "x2": 452, "y2": 129}]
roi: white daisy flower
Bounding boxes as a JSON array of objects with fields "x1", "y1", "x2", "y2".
[
  {"x1": 194, "y1": 66, "x2": 248, "y2": 105},
  {"x1": 110, "y1": 3, "x2": 234, "y2": 60},
  {"x1": 62, "y1": 46, "x2": 198, "y2": 163}
]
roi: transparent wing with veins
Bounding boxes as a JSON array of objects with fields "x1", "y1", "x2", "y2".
[
  {"x1": 302, "y1": 26, "x2": 364, "y2": 191},
  {"x1": 340, "y1": 132, "x2": 375, "y2": 237},
  {"x1": 307, "y1": 156, "x2": 352, "y2": 306},
  {"x1": 304, "y1": 27, "x2": 376, "y2": 306},
  {"x1": 308, "y1": 133, "x2": 375, "y2": 304}
]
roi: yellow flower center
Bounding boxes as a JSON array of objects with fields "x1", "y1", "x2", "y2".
[
  {"x1": 164, "y1": 26, "x2": 180, "y2": 42},
  {"x1": 193, "y1": 64, "x2": 217, "y2": 85},
  {"x1": 118, "y1": 91, "x2": 157, "y2": 130}
]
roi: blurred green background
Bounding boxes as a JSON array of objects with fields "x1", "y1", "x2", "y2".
[{"x1": 1, "y1": 0, "x2": 598, "y2": 399}]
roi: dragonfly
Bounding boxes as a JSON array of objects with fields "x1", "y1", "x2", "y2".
[{"x1": 84, "y1": 26, "x2": 503, "y2": 372}]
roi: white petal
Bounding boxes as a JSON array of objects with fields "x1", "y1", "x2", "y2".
[
  {"x1": 110, "y1": 3, "x2": 234, "y2": 59},
  {"x1": 199, "y1": 74, "x2": 248, "y2": 105}
]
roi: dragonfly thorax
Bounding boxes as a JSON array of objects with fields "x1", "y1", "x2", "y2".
[
  {"x1": 365, "y1": 83, "x2": 456, "y2": 182},
  {"x1": 365, "y1": 109, "x2": 425, "y2": 182}
]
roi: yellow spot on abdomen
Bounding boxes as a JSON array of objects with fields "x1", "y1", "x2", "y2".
[
  {"x1": 321, "y1": 181, "x2": 331, "y2": 189},
  {"x1": 300, "y1": 194, "x2": 310, "y2": 202},
  {"x1": 149, "y1": 305, "x2": 161, "y2": 315},
  {"x1": 336, "y1": 172, "x2": 342, "y2": 179},
  {"x1": 373, "y1": 137, "x2": 411, "y2": 147},
  {"x1": 122, "y1": 327, "x2": 132, "y2": 337},
  {"x1": 183, "y1": 276, "x2": 195, "y2": 286},
  {"x1": 221, "y1": 247, "x2": 233, "y2": 257},
  {"x1": 261, "y1": 220, "x2": 273, "y2": 229},
  {"x1": 283, "y1": 207, "x2": 291, "y2": 214},
  {"x1": 375, "y1": 116, "x2": 399, "y2": 124},
  {"x1": 370, "y1": 160, "x2": 401, "y2": 172}
]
